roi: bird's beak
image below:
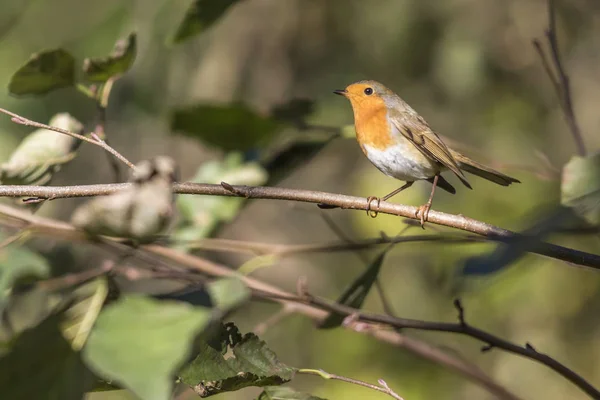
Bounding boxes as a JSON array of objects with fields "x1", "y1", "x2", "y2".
[{"x1": 333, "y1": 89, "x2": 347, "y2": 97}]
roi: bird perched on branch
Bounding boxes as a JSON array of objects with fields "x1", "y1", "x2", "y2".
[
  {"x1": 72, "y1": 156, "x2": 178, "y2": 243},
  {"x1": 334, "y1": 80, "x2": 520, "y2": 226}
]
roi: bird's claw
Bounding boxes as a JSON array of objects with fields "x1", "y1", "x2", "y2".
[
  {"x1": 416, "y1": 203, "x2": 432, "y2": 228},
  {"x1": 366, "y1": 196, "x2": 381, "y2": 218}
]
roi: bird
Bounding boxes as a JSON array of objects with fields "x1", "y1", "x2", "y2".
[
  {"x1": 334, "y1": 80, "x2": 520, "y2": 226},
  {"x1": 71, "y1": 156, "x2": 178, "y2": 243}
]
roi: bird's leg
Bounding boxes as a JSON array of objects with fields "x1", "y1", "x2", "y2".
[
  {"x1": 416, "y1": 175, "x2": 439, "y2": 228},
  {"x1": 365, "y1": 182, "x2": 414, "y2": 218}
]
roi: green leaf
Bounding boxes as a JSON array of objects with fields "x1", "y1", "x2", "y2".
[
  {"x1": 319, "y1": 250, "x2": 389, "y2": 329},
  {"x1": 173, "y1": 152, "x2": 267, "y2": 249},
  {"x1": 61, "y1": 278, "x2": 108, "y2": 351},
  {"x1": 83, "y1": 32, "x2": 137, "y2": 82},
  {"x1": 0, "y1": 288, "x2": 60, "y2": 342},
  {"x1": 262, "y1": 134, "x2": 336, "y2": 185},
  {"x1": 179, "y1": 323, "x2": 295, "y2": 397},
  {"x1": 171, "y1": 0, "x2": 240, "y2": 44},
  {"x1": 83, "y1": 295, "x2": 212, "y2": 400},
  {"x1": 561, "y1": 153, "x2": 600, "y2": 225},
  {"x1": 171, "y1": 103, "x2": 280, "y2": 151},
  {"x1": 237, "y1": 254, "x2": 278, "y2": 276},
  {"x1": 340, "y1": 124, "x2": 356, "y2": 138},
  {"x1": 0, "y1": 313, "x2": 94, "y2": 400},
  {"x1": 257, "y1": 386, "x2": 327, "y2": 400},
  {"x1": 271, "y1": 99, "x2": 315, "y2": 126},
  {"x1": 208, "y1": 277, "x2": 249, "y2": 311},
  {"x1": 0, "y1": 243, "x2": 50, "y2": 312},
  {"x1": 0, "y1": 113, "x2": 83, "y2": 186},
  {"x1": 8, "y1": 49, "x2": 75, "y2": 96}
]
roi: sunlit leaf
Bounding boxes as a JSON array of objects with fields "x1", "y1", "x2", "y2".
[
  {"x1": 171, "y1": 103, "x2": 280, "y2": 151},
  {"x1": 257, "y1": 386, "x2": 327, "y2": 400},
  {"x1": 0, "y1": 113, "x2": 83, "y2": 186},
  {"x1": 173, "y1": 152, "x2": 267, "y2": 249},
  {"x1": 171, "y1": 0, "x2": 240, "y2": 44},
  {"x1": 207, "y1": 277, "x2": 249, "y2": 311},
  {"x1": 84, "y1": 295, "x2": 212, "y2": 400},
  {"x1": 561, "y1": 153, "x2": 600, "y2": 225},
  {"x1": 61, "y1": 278, "x2": 108, "y2": 351},
  {"x1": 237, "y1": 254, "x2": 278, "y2": 276},
  {"x1": 179, "y1": 323, "x2": 295, "y2": 397},
  {"x1": 83, "y1": 32, "x2": 137, "y2": 82},
  {"x1": 319, "y1": 250, "x2": 389, "y2": 329},
  {"x1": 8, "y1": 49, "x2": 75, "y2": 95},
  {"x1": 340, "y1": 124, "x2": 356, "y2": 138},
  {"x1": 0, "y1": 313, "x2": 94, "y2": 400}
]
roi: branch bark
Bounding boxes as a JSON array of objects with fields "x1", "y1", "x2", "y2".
[
  {"x1": 0, "y1": 182, "x2": 598, "y2": 269},
  {"x1": 0, "y1": 202, "x2": 521, "y2": 400}
]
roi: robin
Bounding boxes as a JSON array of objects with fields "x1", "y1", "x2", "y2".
[{"x1": 334, "y1": 80, "x2": 520, "y2": 226}]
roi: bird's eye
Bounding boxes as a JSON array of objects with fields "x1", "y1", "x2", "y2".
[{"x1": 364, "y1": 87, "x2": 373, "y2": 95}]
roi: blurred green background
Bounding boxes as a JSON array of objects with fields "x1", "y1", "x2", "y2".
[{"x1": 1, "y1": 0, "x2": 600, "y2": 399}]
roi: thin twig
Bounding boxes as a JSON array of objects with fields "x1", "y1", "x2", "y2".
[
  {"x1": 181, "y1": 233, "x2": 484, "y2": 256},
  {"x1": 0, "y1": 203, "x2": 527, "y2": 400},
  {"x1": 36, "y1": 261, "x2": 114, "y2": 291},
  {"x1": 252, "y1": 304, "x2": 295, "y2": 335},
  {"x1": 93, "y1": 78, "x2": 122, "y2": 182},
  {"x1": 0, "y1": 182, "x2": 598, "y2": 269},
  {"x1": 0, "y1": 107, "x2": 137, "y2": 170},
  {"x1": 533, "y1": 0, "x2": 586, "y2": 156},
  {"x1": 262, "y1": 290, "x2": 600, "y2": 400},
  {"x1": 317, "y1": 211, "x2": 401, "y2": 317},
  {"x1": 297, "y1": 369, "x2": 404, "y2": 400}
]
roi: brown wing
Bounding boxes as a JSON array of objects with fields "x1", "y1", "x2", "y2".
[{"x1": 388, "y1": 108, "x2": 472, "y2": 189}]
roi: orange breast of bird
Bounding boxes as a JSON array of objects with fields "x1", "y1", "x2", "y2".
[{"x1": 352, "y1": 97, "x2": 394, "y2": 154}]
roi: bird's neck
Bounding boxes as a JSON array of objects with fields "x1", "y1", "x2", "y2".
[{"x1": 352, "y1": 105, "x2": 393, "y2": 151}]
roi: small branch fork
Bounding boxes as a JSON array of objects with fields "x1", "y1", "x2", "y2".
[
  {"x1": 1, "y1": 203, "x2": 597, "y2": 399},
  {"x1": 268, "y1": 289, "x2": 600, "y2": 400},
  {"x1": 533, "y1": 0, "x2": 586, "y2": 156},
  {"x1": 297, "y1": 369, "x2": 405, "y2": 400}
]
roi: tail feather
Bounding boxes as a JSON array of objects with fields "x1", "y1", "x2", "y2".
[
  {"x1": 428, "y1": 175, "x2": 456, "y2": 194},
  {"x1": 451, "y1": 150, "x2": 520, "y2": 186}
]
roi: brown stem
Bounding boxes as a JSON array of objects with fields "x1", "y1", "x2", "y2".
[
  {"x1": 0, "y1": 183, "x2": 598, "y2": 269},
  {"x1": 533, "y1": 0, "x2": 586, "y2": 156}
]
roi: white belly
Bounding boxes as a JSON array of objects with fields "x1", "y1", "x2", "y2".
[{"x1": 363, "y1": 141, "x2": 440, "y2": 182}]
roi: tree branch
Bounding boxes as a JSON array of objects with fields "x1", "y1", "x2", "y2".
[
  {"x1": 260, "y1": 290, "x2": 600, "y2": 400},
  {"x1": 533, "y1": 0, "x2": 586, "y2": 156},
  {"x1": 0, "y1": 182, "x2": 598, "y2": 269},
  {"x1": 0, "y1": 203, "x2": 522, "y2": 400}
]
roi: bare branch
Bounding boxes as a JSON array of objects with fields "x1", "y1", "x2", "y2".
[
  {"x1": 0, "y1": 182, "x2": 598, "y2": 269},
  {"x1": 0, "y1": 203, "x2": 525, "y2": 400},
  {"x1": 0, "y1": 203, "x2": 592, "y2": 399},
  {"x1": 533, "y1": 0, "x2": 586, "y2": 155},
  {"x1": 261, "y1": 290, "x2": 600, "y2": 400}
]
